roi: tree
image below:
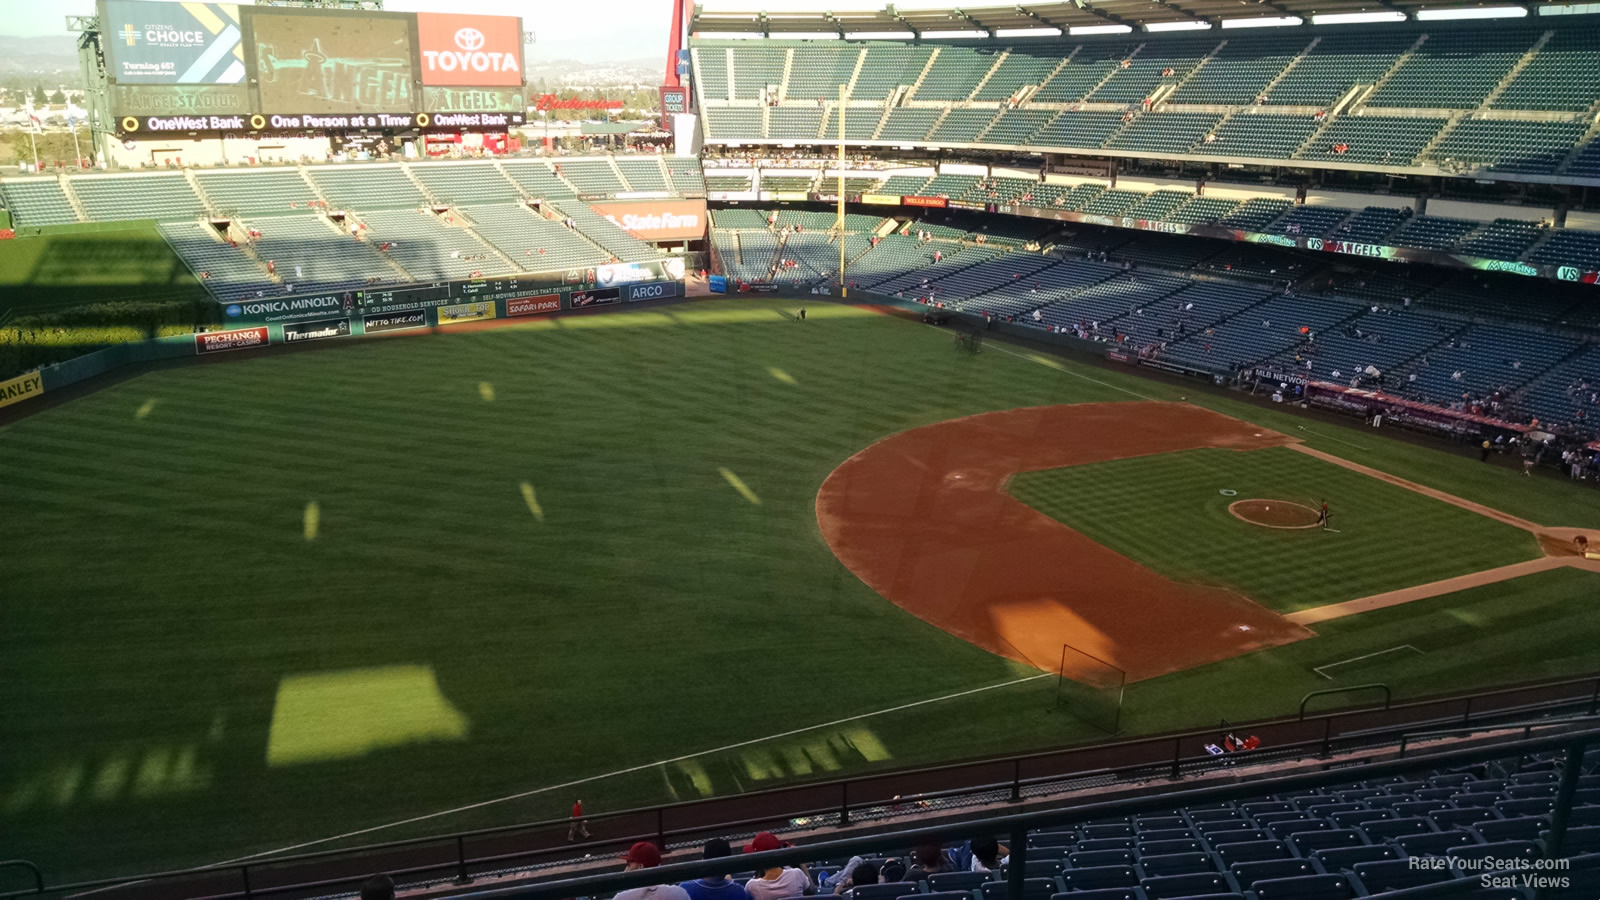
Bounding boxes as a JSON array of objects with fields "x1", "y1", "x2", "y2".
[
  {"x1": 32, "y1": 85, "x2": 47, "y2": 105},
  {"x1": 48, "y1": 90, "x2": 66, "y2": 105}
]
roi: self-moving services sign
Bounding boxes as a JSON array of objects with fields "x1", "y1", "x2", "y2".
[
  {"x1": 416, "y1": 13, "x2": 524, "y2": 87},
  {"x1": 103, "y1": 0, "x2": 246, "y2": 84}
]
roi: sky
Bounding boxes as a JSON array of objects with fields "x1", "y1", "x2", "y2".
[{"x1": 0, "y1": 0, "x2": 679, "y2": 63}]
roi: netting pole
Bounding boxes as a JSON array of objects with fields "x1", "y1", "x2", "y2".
[
  {"x1": 837, "y1": 82, "x2": 847, "y2": 298},
  {"x1": 1053, "y1": 643, "x2": 1067, "y2": 711}
]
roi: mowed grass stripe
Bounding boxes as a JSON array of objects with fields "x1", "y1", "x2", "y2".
[
  {"x1": 1009, "y1": 446, "x2": 1539, "y2": 612},
  {"x1": 2, "y1": 299, "x2": 1589, "y2": 883}
]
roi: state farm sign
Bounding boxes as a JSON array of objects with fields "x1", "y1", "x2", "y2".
[
  {"x1": 417, "y1": 13, "x2": 525, "y2": 87},
  {"x1": 589, "y1": 199, "x2": 708, "y2": 241}
]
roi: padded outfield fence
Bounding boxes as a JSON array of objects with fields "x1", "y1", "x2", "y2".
[{"x1": 5, "y1": 674, "x2": 1600, "y2": 900}]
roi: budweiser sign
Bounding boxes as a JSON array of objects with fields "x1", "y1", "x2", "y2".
[{"x1": 535, "y1": 94, "x2": 625, "y2": 112}]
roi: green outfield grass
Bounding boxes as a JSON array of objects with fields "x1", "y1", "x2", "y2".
[
  {"x1": 3, "y1": 299, "x2": 1598, "y2": 882},
  {"x1": 1009, "y1": 446, "x2": 1541, "y2": 612},
  {"x1": 0, "y1": 221, "x2": 205, "y2": 316},
  {"x1": 0, "y1": 223, "x2": 215, "y2": 378}
]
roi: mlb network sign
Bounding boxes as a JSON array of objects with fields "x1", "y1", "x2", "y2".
[{"x1": 417, "y1": 13, "x2": 525, "y2": 87}]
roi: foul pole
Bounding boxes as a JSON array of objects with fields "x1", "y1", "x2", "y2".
[{"x1": 838, "y1": 83, "x2": 847, "y2": 298}]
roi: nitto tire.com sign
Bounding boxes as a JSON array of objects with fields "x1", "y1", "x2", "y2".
[{"x1": 103, "y1": 0, "x2": 245, "y2": 84}]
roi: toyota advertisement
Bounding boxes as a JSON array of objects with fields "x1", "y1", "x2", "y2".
[
  {"x1": 417, "y1": 13, "x2": 524, "y2": 87},
  {"x1": 104, "y1": 0, "x2": 246, "y2": 84},
  {"x1": 588, "y1": 200, "x2": 708, "y2": 242}
]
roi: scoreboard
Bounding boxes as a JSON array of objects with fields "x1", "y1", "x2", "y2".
[{"x1": 100, "y1": 0, "x2": 528, "y2": 133}]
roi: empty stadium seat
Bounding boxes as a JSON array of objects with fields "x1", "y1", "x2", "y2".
[
  {"x1": 1396, "y1": 830, "x2": 1478, "y2": 856},
  {"x1": 1229, "y1": 860, "x2": 1314, "y2": 891},
  {"x1": 850, "y1": 883, "x2": 920, "y2": 900},
  {"x1": 1214, "y1": 841, "x2": 1288, "y2": 865},
  {"x1": 1352, "y1": 859, "x2": 1452, "y2": 893},
  {"x1": 1071, "y1": 850, "x2": 1137, "y2": 868},
  {"x1": 1250, "y1": 874, "x2": 1354, "y2": 900},
  {"x1": 980, "y1": 878, "x2": 1056, "y2": 900},
  {"x1": 928, "y1": 873, "x2": 989, "y2": 893},
  {"x1": 1311, "y1": 845, "x2": 1400, "y2": 871},
  {"x1": 1061, "y1": 866, "x2": 1141, "y2": 891},
  {"x1": 1138, "y1": 872, "x2": 1233, "y2": 899},
  {"x1": 1138, "y1": 854, "x2": 1214, "y2": 878}
]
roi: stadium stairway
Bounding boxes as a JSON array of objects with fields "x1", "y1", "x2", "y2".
[{"x1": 403, "y1": 166, "x2": 443, "y2": 206}]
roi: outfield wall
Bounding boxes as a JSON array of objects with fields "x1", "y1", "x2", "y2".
[
  {"x1": 5, "y1": 268, "x2": 687, "y2": 411},
  {"x1": 216, "y1": 258, "x2": 686, "y2": 327}
]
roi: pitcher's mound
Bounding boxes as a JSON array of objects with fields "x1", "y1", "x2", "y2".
[{"x1": 1230, "y1": 499, "x2": 1321, "y2": 530}]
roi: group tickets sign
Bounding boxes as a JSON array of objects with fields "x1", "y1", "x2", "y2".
[
  {"x1": 416, "y1": 13, "x2": 525, "y2": 87},
  {"x1": 104, "y1": 0, "x2": 246, "y2": 84},
  {"x1": 588, "y1": 199, "x2": 707, "y2": 242}
]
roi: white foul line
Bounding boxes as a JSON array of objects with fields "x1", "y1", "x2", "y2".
[
  {"x1": 1312, "y1": 644, "x2": 1423, "y2": 680},
  {"x1": 205, "y1": 672, "x2": 1053, "y2": 867}
]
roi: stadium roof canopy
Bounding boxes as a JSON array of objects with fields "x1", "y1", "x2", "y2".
[{"x1": 691, "y1": 0, "x2": 1585, "y2": 35}]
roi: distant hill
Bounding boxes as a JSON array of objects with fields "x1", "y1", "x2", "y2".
[{"x1": 0, "y1": 35, "x2": 80, "y2": 74}]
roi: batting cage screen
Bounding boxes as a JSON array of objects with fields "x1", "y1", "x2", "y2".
[{"x1": 1053, "y1": 643, "x2": 1127, "y2": 734}]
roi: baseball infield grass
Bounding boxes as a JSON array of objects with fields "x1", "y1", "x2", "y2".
[
  {"x1": 3, "y1": 299, "x2": 1599, "y2": 881},
  {"x1": 1008, "y1": 446, "x2": 1542, "y2": 613}
]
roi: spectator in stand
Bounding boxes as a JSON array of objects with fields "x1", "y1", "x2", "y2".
[
  {"x1": 904, "y1": 843, "x2": 955, "y2": 880},
  {"x1": 681, "y1": 839, "x2": 750, "y2": 900},
  {"x1": 615, "y1": 842, "x2": 692, "y2": 900},
  {"x1": 968, "y1": 837, "x2": 1009, "y2": 873},
  {"x1": 824, "y1": 859, "x2": 878, "y2": 895},
  {"x1": 743, "y1": 832, "x2": 811, "y2": 900}
]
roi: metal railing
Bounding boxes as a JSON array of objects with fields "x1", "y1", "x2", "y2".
[
  {"x1": 5, "y1": 674, "x2": 1599, "y2": 900},
  {"x1": 454, "y1": 727, "x2": 1600, "y2": 900}
]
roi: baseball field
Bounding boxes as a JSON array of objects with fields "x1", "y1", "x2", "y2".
[{"x1": 3, "y1": 297, "x2": 1599, "y2": 883}]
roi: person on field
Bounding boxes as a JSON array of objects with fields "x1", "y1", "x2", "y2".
[
  {"x1": 1317, "y1": 500, "x2": 1330, "y2": 528},
  {"x1": 1481, "y1": 439, "x2": 1492, "y2": 462},
  {"x1": 568, "y1": 798, "x2": 591, "y2": 842},
  {"x1": 681, "y1": 839, "x2": 750, "y2": 900},
  {"x1": 615, "y1": 842, "x2": 692, "y2": 900},
  {"x1": 743, "y1": 833, "x2": 811, "y2": 900}
]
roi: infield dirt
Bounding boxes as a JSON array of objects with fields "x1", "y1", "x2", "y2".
[{"x1": 816, "y1": 402, "x2": 1315, "y2": 682}]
